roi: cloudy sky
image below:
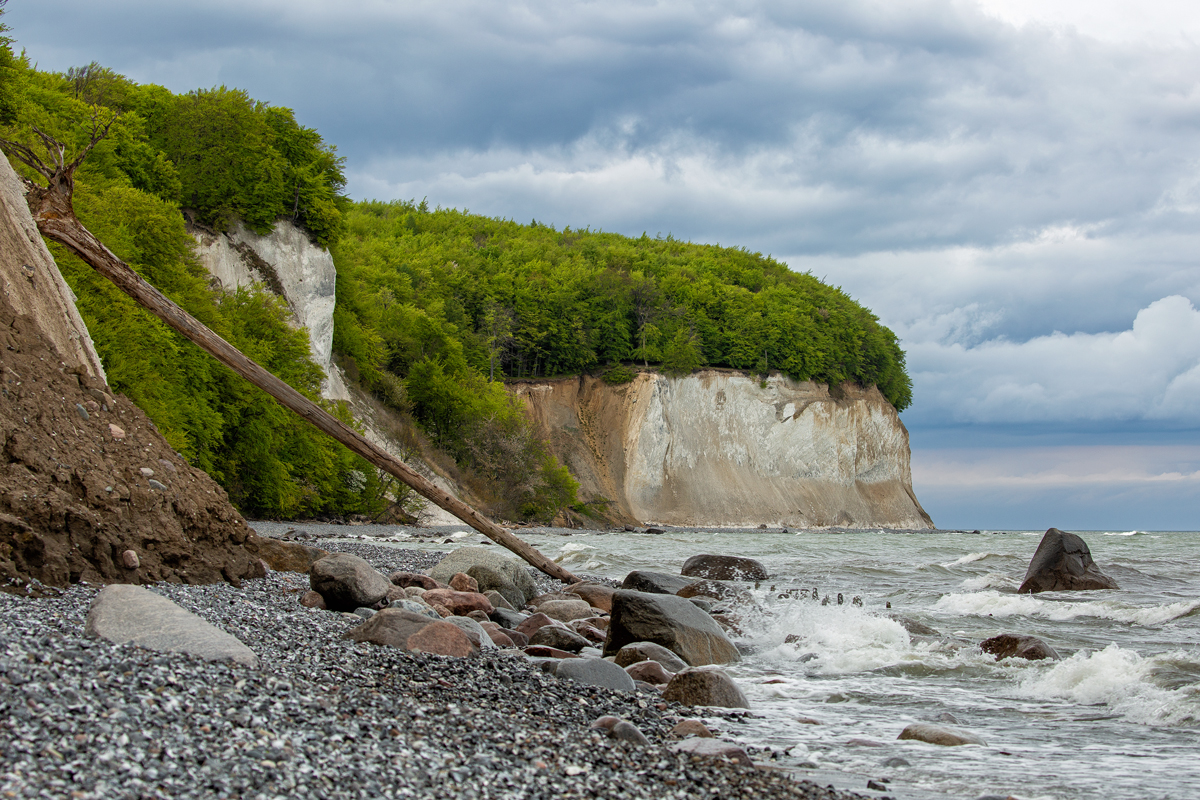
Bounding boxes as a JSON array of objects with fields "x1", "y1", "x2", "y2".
[{"x1": 9, "y1": 0, "x2": 1200, "y2": 530}]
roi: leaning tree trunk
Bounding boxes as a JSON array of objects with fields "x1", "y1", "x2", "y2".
[{"x1": 1, "y1": 126, "x2": 580, "y2": 585}]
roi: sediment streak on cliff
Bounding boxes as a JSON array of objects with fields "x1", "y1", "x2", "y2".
[{"x1": 514, "y1": 370, "x2": 933, "y2": 529}]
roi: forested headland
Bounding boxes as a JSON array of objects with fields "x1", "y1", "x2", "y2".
[{"x1": 0, "y1": 29, "x2": 912, "y2": 524}]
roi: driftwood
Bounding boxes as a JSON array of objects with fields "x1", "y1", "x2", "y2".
[{"x1": 0, "y1": 124, "x2": 580, "y2": 585}]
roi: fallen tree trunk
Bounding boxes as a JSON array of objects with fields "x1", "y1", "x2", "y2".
[{"x1": 2, "y1": 128, "x2": 580, "y2": 585}]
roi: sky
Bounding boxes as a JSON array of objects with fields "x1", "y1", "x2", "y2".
[{"x1": 7, "y1": 0, "x2": 1200, "y2": 530}]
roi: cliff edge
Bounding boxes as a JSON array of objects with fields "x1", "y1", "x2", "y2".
[{"x1": 514, "y1": 370, "x2": 933, "y2": 529}]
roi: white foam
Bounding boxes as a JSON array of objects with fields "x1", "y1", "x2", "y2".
[
  {"x1": 1017, "y1": 643, "x2": 1199, "y2": 726},
  {"x1": 960, "y1": 572, "x2": 1017, "y2": 591},
  {"x1": 743, "y1": 598, "x2": 969, "y2": 674},
  {"x1": 940, "y1": 551, "x2": 994, "y2": 568},
  {"x1": 934, "y1": 590, "x2": 1200, "y2": 626}
]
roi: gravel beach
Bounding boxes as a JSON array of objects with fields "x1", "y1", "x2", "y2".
[{"x1": 0, "y1": 538, "x2": 869, "y2": 800}]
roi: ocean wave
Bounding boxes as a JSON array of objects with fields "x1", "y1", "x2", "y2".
[
  {"x1": 934, "y1": 590, "x2": 1200, "y2": 626},
  {"x1": 742, "y1": 599, "x2": 977, "y2": 675},
  {"x1": 940, "y1": 551, "x2": 995, "y2": 568},
  {"x1": 1017, "y1": 644, "x2": 1199, "y2": 726},
  {"x1": 959, "y1": 572, "x2": 1018, "y2": 591}
]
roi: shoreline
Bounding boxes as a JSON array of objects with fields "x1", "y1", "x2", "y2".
[{"x1": 0, "y1": 538, "x2": 868, "y2": 800}]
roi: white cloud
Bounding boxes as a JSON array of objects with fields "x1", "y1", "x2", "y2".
[
  {"x1": 906, "y1": 295, "x2": 1200, "y2": 424},
  {"x1": 913, "y1": 444, "x2": 1200, "y2": 488}
]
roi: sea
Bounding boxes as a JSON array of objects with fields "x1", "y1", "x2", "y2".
[{"x1": 257, "y1": 523, "x2": 1200, "y2": 800}]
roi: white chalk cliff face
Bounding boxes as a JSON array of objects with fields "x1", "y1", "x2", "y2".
[
  {"x1": 515, "y1": 371, "x2": 933, "y2": 529},
  {"x1": 189, "y1": 218, "x2": 348, "y2": 401}
]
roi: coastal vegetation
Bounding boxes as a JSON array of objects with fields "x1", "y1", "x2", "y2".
[{"x1": 0, "y1": 29, "x2": 912, "y2": 523}]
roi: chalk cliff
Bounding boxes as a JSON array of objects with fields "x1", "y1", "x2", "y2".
[
  {"x1": 514, "y1": 371, "x2": 933, "y2": 529},
  {"x1": 189, "y1": 218, "x2": 349, "y2": 401}
]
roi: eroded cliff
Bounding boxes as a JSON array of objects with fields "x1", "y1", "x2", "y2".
[
  {"x1": 190, "y1": 217, "x2": 349, "y2": 401},
  {"x1": 514, "y1": 371, "x2": 933, "y2": 529}
]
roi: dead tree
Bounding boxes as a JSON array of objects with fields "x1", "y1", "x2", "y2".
[{"x1": 0, "y1": 122, "x2": 580, "y2": 584}]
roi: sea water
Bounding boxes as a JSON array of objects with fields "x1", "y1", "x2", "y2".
[{"x1": 272, "y1": 524, "x2": 1200, "y2": 800}]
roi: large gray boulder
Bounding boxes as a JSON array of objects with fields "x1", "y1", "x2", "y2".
[
  {"x1": 85, "y1": 585, "x2": 258, "y2": 667},
  {"x1": 620, "y1": 570, "x2": 696, "y2": 595},
  {"x1": 680, "y1": 554, "x2": 768, "y2": 581},
  {"x1": 310, "y1": 553, "x2": 392, "y2": 611},
  {"x1": 1018, "y1": 529, "x2": 1119, "y2": 594},
  {"x1": 431, "y1": 547, "x2": 538, "y2": 607},
  {"x1": 556, "y1": 658, "x2": 637, "y2": 692},
  {"x1": 603, "y1": 590, "x2": 740, "y2": 666}
]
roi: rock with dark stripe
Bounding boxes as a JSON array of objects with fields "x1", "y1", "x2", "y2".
[
  {"x1": 680, "y1": 554, "x2": 768, "y2": 581},
  {"x1": 980, "y1": 633, "x2": 1060, "y2": 661}
]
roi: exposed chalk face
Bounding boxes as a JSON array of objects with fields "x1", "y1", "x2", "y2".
[
  {"x1": 190, "y1": 218, "x2": 348, "y2": 402},
  {"x1": 514, "y1": 372, "x2": 934, "y2": 529}
]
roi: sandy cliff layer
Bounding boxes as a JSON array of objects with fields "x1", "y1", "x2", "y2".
[
  {"x1": 190, "y1": 218, "x2": 349, "y2": 401},
  {"x1": 514, "y1": 371, "x2": 933, "y2": 529}
]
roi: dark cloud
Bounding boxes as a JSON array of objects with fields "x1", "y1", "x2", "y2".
[{"x1": 8, "y1": 0, "x2": 1200, "y2": 526}]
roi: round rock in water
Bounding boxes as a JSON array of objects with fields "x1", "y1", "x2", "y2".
[
  {"x1": 309, "y1": 552, "x2": 391, "y2": 611},
  {"x1": 680, "y1": 554, "x2": 769, "y2": 581},
  {"x1": 663, "y1": 667, "x2": 750, "y2": 709},
  {"x1": 1017, "y1": 528, "x2": 1119, "y2": 593},
  {"x1": 980, "y1": 633, "x2": 1060, "y2": 661},
  {"x1": 897, "y1": 723, "x2": 986, "y2": 746}
]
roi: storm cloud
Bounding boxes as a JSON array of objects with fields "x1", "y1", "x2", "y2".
[{"x1": 8, "y1": 0, "x2": 1200, "y2": 527}]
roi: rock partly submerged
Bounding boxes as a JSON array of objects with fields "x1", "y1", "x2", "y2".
[
  {"x1": 897, "y1": 723, "x2": 986, "y2": 746},
  {"x1": 85, "y1": 585, "x2": 258, "y2": 667},
  {"x1": 980, "y1": 633, "x2": 1061, "y2": 661},
  {"x1": 604, "y1": 590, "x2": 740, "y2": 666},
  {"x1": 1018, "y1": 528, "x2": 1119, "y2": 594},
  {"x1": 680, "y1": 554, "x2": 769, "y2": 581}
]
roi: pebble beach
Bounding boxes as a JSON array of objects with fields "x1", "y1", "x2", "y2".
[{"x1": 0, "y1": 539, "x2": 869, "y2": 800}]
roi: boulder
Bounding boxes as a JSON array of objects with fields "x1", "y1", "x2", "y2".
[
  {"x1": 502, "y1": 628, "x2": 529, "y2": 647},
  {"x1": 430, "y1": 547, "x2": 537, "y2": 606},
  {"x1": 309, "y1": 553, "x2": 392, "y2": 612},
  {"x1": 389, "y1": 598, "x2": 441, "y2": 619},
  {"x1": 608, "y1": 720, "x2": 649, "y2": 745},
  {"x1": 388, "y1": 571, "x2": 441, "y2": 590},
  {"x1": 680, "y1": 554, "x2": 768, "y2": 581},
  {"x1": 484, "y1": 590, "x2": 516, "y2": 611},
  {"x1": 299, "y1": 590, "x2": 326, "y2": 609},
  {"x1": 669, "y1": 738, "x2": 753, "y2": 765},
  {"x1": 528, "y1": 625, "x2": 590, "y2": 653},
  {"x1": 662, "y1": 667, "x2": 750, "y2": 709},
  {"x1": 897, "y1": 723, "x2": 985, "y2": 746},
  {"x1": 244, "y1": 537, "x2": 327, "y2": 574},
  {"x1": 529, "y1": 592, "x2": 574, "y2": 606},
  {"x1": 604, "y1": 591, "x2": 740, "y2": 666},
  {"x1": 448, "y1": 572, "x2": 479, "y2": 593},
  {"x1": 486, "y1": 628, "x2": 516, "y2": 648},
  {"x1": 567, "y1": 583, "x2": 616, "y2": 613},
  {"x1": 515, "y1": 612, "x2": 560, "y2": 638},
  {"x1": 345, "y1": 608, "x2": 478, "y2": 657},
  {"x1": 980, "y1": 634, "x2": 1060, "y2": 661},
  {"x1": 625, "y1": 659, "x2": 673, "y2": 685},
  {"x1": 612, "y1": 641, "x2": 688, "y2": 673},
  {"x1": 1018, "y1": 528, "x2": 1119, "y2": 594},
  {"x1": 535, "y1": 598, "x2": 595, "y2": 623},
  {"x1": 85, "y1": 585, "x2": 258, "y2": 667},
  {"x1": 669, "y1": 719, "x2": 714, "y2": 738},
  {"x1": 443, "y1": 616, "x2": 496, "y2": 649},
  {"x1": 420, "y1": 589, "x2": 494, "y2": 616},
  {"x1": 569, "y1": 621, "x2": 608, "y2": 644},
  {"x1": 489, "y1": 607, "x2": 529, "y2": 629},
  {"x1": 556, "y1": 657, "x2": 636, "y2": 692},
  {"x1": 621, "y1": 570, "x2": 696, "y2": 595}
]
